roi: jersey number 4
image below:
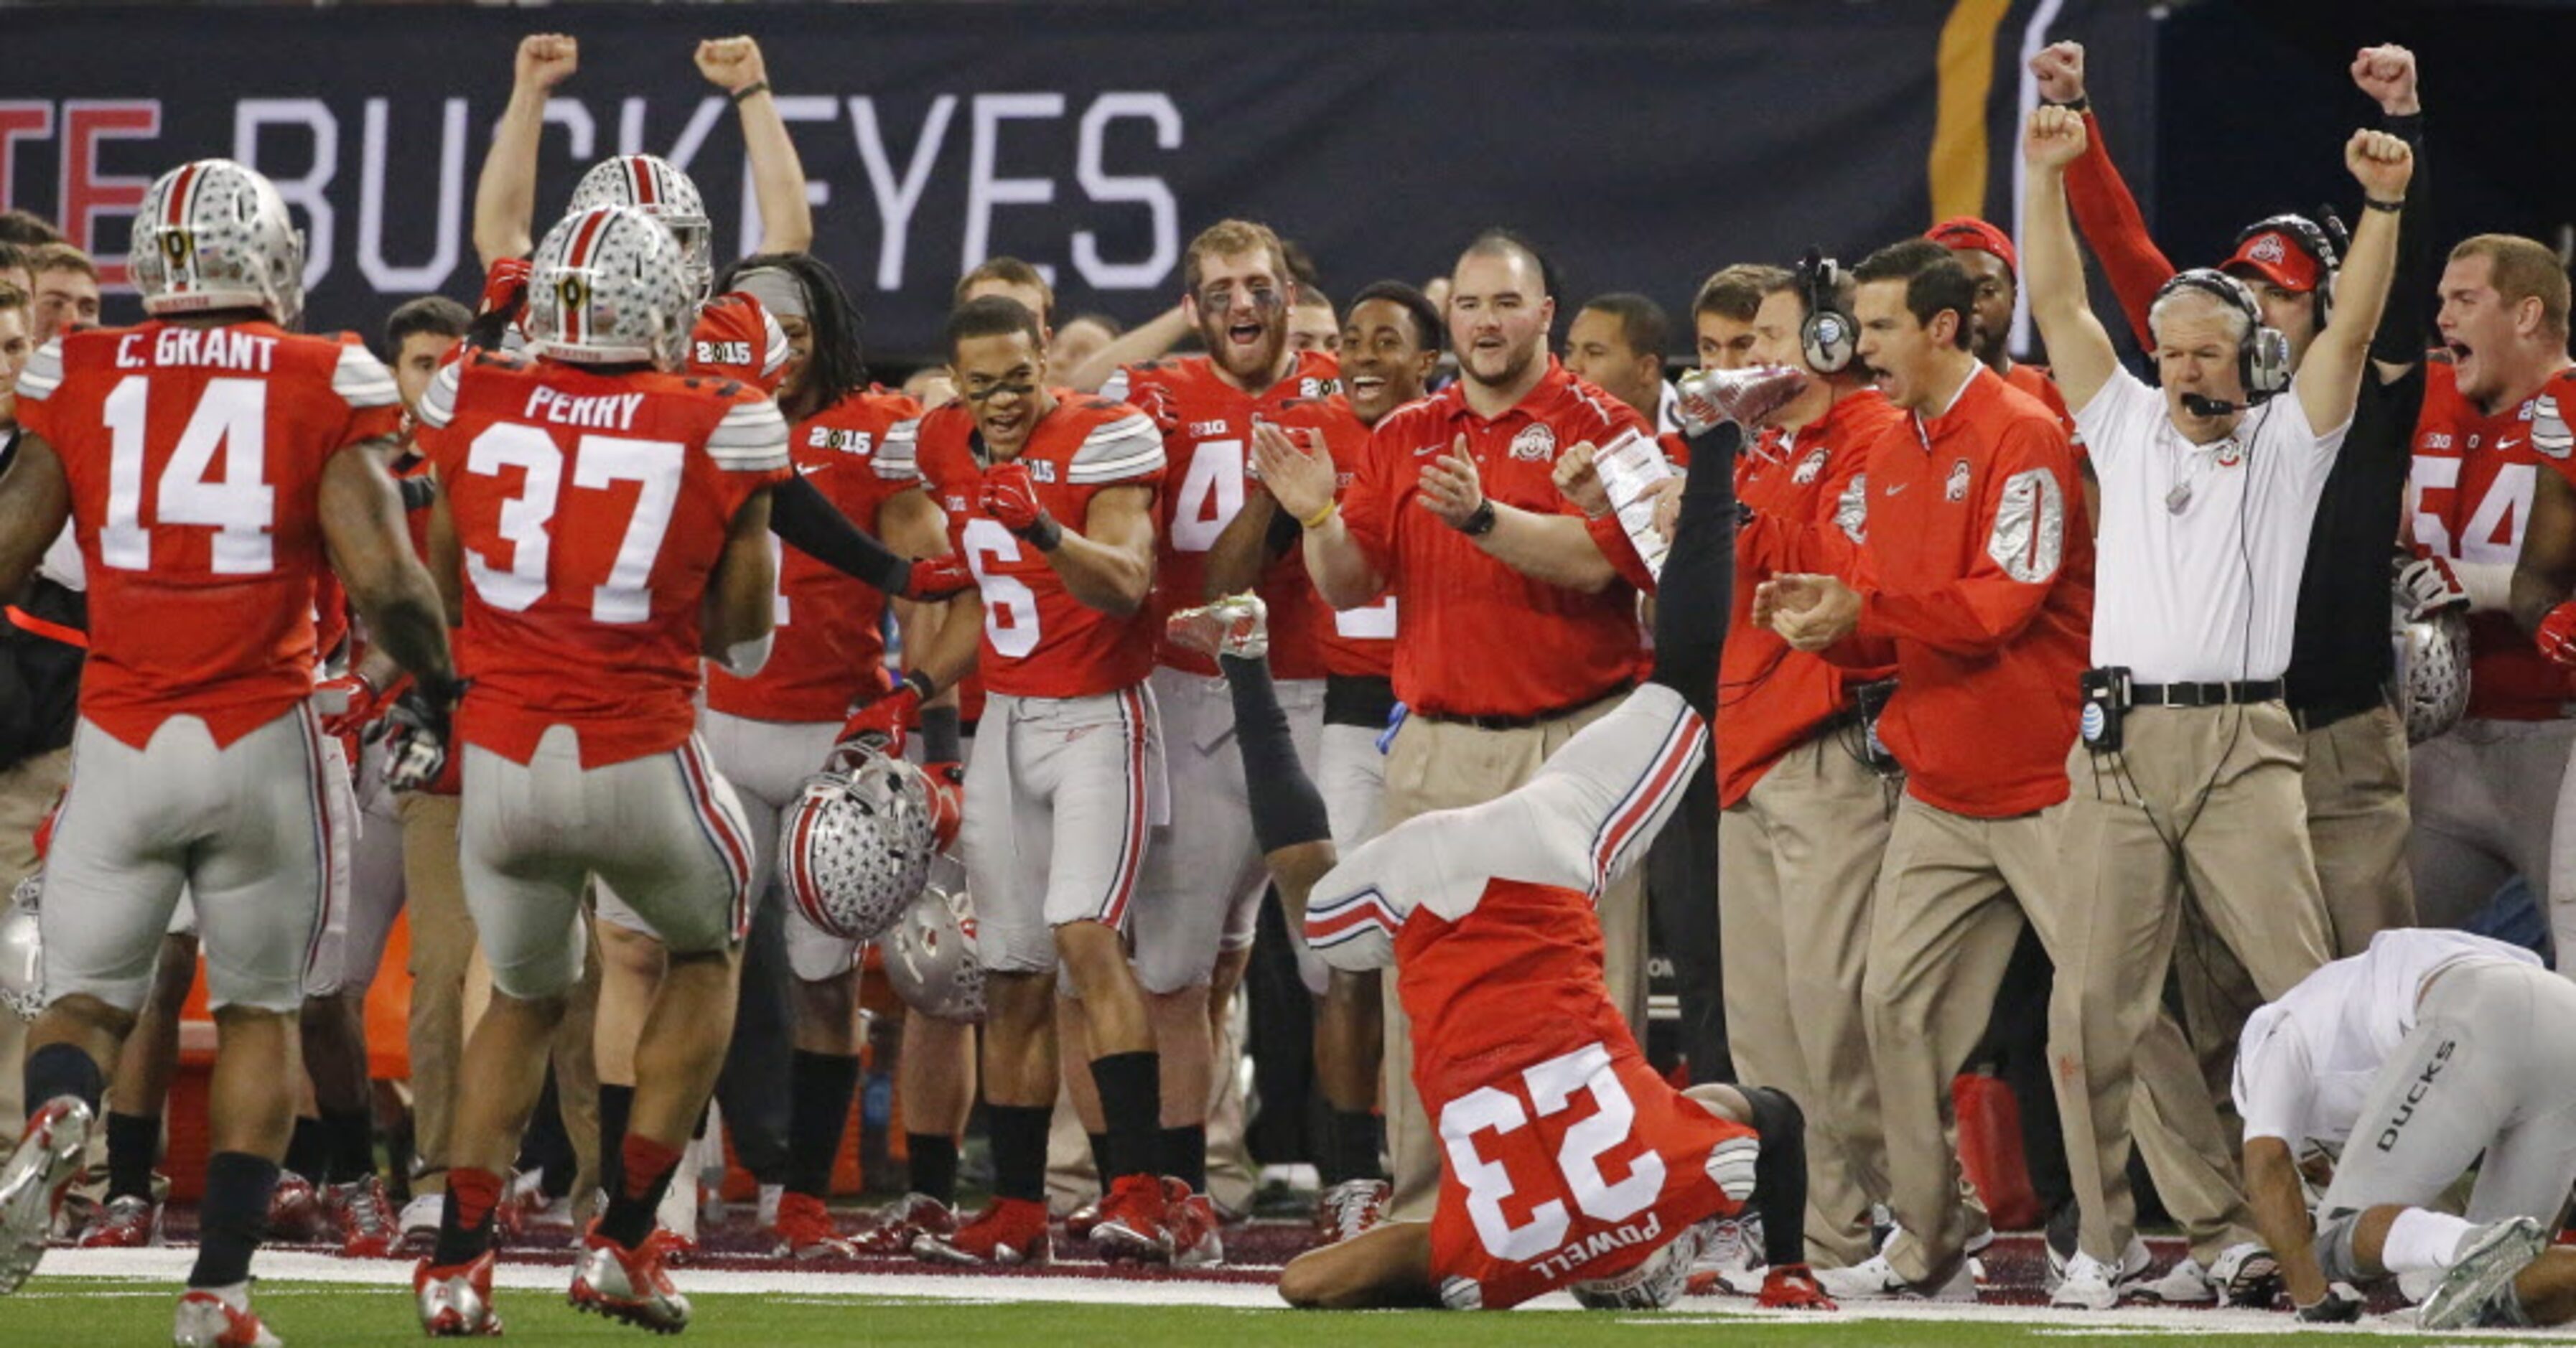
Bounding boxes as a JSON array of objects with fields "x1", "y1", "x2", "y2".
[
  {"x1": 463, "y1": 423, "x2": 684, "y2": 622},
  {"x1": 99, "y1": 375, "x2": 277, "y2": 574},
  {"x1": 1440, "y1": 1042, "x2": 1664, "y2": 1263}
]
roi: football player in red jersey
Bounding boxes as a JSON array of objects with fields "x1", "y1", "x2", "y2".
[
  {"x1": 1059, "y1": 221, "x2": 1337, "y2": 1243},
  {"x1": 1224, "y1": 279, "x2": 1439, "y2": 1240},
  {"x1": 891, "y1": 296, "x2": 1182, "y2": 1266},
  {"x1": 406, "y1": 205, "x2": 790, "y2": 1336},
  {"x1": 1176, "y1": 414, "x2": 1829, "y2": 1313},
  {"x1": 683, "y1": 251, "x2": 963, "y2": 1260},
  {"x1": 0, "y1": 159, "x2": 459, "y2": 1344}
]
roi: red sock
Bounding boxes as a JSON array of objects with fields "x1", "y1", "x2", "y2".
[
  {"x1": 448, "y1": 1167, "x2": 504, "y2": 1231},
  {"x1": 620, "y1": 1134, "x2": 683, "y2": 1203}
]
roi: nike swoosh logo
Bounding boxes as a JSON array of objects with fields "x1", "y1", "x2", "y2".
[
  {"x1": 1883, "y1": 482, "x2": 1908, "y2": 497},
  {"x1": 2498, "y1": 436, "x2": 2527, "y2": 451}
]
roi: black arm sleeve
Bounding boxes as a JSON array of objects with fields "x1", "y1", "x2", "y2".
[
  {"x1": 1741, "y1": 1085, "x2": 1813, "y2": 1270},
  {"x1": 1221, "y1": 652, "x2": 1334, "y2": 855},
  {"x1": 1643, "y1": 423, "x2": 1742, "y2": 726},
  {"x1": 2371, "y1": 111, "x2": 2433, "y2": 369},
  {"x1": 769, "y1": 473, "x2": 912, "y2": 595}
]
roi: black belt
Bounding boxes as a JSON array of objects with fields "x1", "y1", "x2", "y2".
[
  {"x1": 1417, "y1": 682, "x2": 1630, "y2": 731},
  {"x1": 2131, "y1": 679, "x2": 2285, "y2": 708},
  {"x1": 2291, "y1": 691, "x2": 2384, "y2": 734},
  {"x1": 1325, "y1": 673, "x2": 1399, "y2": 729}
]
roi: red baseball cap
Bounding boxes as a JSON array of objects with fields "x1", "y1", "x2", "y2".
[
  {"x1": 1927, "y1": 217, "x2": 2017, "y2": 276},
  {"x1": 2223, "y1": 228, "x2": 2323, "y2": 293}
]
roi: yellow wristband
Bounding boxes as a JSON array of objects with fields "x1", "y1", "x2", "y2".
[{"x1": 1298, "y1": 500, "x2": 1338, "y2": 530}]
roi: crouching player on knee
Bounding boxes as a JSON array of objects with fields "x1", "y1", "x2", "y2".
[{"x1": 1180, "y1": 402, "x2": 1832, "y2": 1311}]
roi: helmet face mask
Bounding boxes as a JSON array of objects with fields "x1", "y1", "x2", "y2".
[
  {"x1": 1567, "y1": 1220, "x2": 1703, "y2": 1311},
  {"x1": 569, "y1": 155, "x2": 714, "y2": 304},
  {"x1": 884, "y1": 855, "x2": 984, "y2": 1023},
  {"x1": 525, "y1": 205, "x2": 694, "y2": 370},
  {"x1": 130, "y1": 159, "x2": 307, "y2": 329}
]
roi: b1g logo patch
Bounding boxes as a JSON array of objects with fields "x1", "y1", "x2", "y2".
[
  {"x1": 1509, "y1": 423, "x2": 1557, "y2": 462},
  {"x1": 1945, "y1": 458, "x2": 1972, "y2": 502}
]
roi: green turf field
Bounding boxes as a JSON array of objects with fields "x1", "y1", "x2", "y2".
[{"x1": 9, "y1": 1278, "x2": 2552, "y2": 1347}]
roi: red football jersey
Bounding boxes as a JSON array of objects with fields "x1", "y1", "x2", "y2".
[
  {"x1": 1719, "y1": 389, "x2": 1905, "y2": 806},
  {"x1": 1282, "y1": 394, "x2": 1394, "y2": 679},
  {"x1": 1108, "y1": 352, "x2": 1340, "y2": 679},
  {"x1": 1401, "y1": 877, "x2": 1750, "y2": 1311},
  {"x1": 2412, "y1": 360, "x2": 2566, "y2": 719},
  {"x1": 14, "y1": 321, "x2": 402, "y2": 748},
  {"x1": 899, "y1": 393, "x2": 1165, "y2": 700},
  {"x1": 415, "y1": 350, "x2": 791, "y2": 767},
  {"x1": 1342, "y1": 360, "x2": 1651, "y2": 719},
  {"x1": 703, "y1": 390, "x2": 927, "y2": 724},
  {"x1": 691, "y1": 291, "x2": 790, "y2": 392}
]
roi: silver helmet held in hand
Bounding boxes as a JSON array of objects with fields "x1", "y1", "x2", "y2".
[
  {"x1": 778, "y1": 744, "x2": 938, "y2": 945},
  {"x1": 1, "y1": 872, "x2": 44, "y2": 1021},
  {"x1": 882, "y1": 855, "x2": 984, "y2": 1023},
  {"x1": 2392, "y1": 595, "x2": 2471, "y2": 744}
]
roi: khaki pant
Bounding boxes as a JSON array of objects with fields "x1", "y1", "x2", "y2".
[
  {"x1": 2301, "y1": 703, "x2": 2414, "y2": 954},
  {"x1": 1378, "y1": 695, "x2": 1638, "y2": 1224},
  {"x1": 2057, "y1": 703, "x2": 2333, "y2": 1263},
  {"x1": 1865, "y1": 797, "x2": 2072, "y2": 1285},
  {"x1": 1719, "y1": 734, "x2": 1895, "y2": 1268},
  {"x1": 0, "y1": 746, "x2": 72, "y2": 1135}
]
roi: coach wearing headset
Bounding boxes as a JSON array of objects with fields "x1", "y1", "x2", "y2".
[
  {"x1": 2038, "y1": 40, "x2": 2435, "y2": 955},
  {"x1": 2021, "y1": 103, "x2": 2414, "y2": 1304}
]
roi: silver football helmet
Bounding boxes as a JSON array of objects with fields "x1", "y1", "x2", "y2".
[
  {"x1": 569, "y1": 154, "x2": 714, "y2": 301},
  {"x1": 130, "y1": 159, "x2": 307, "y2": 328},
  {"x1": 2393, "y1": 596, "x2": 2471, "y2": 745},
  {"x1": 1, "y1": 872, "x2": 42, "y2": 1021},
  {"x1": 523, "y1": 205, "x2": 694, "y2": 370},
  {"x1": 779, "y1": 746, "x2": 938, "y2": 945},
  {"x1": 883, "y1": 855, "x2": 984, "y2": 1023},
  {"x1": 1569, "y1": 1218, "x2": 1704, "y2": 1311}
]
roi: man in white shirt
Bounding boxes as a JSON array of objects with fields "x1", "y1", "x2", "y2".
[
  {"x1": 2020, "y1": 106, "x2": 2416, "y2": 1305},
  {"x1": 2233, "y1": 929, "x2": 2576, "y2": 1329}
]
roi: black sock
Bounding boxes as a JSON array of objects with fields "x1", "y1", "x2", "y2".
[
  {"x1": 282, "y1": 1115, "x2": 328, "y2": 1181},
  {"x1": 188, "y1": 1152, "x2": 278, "y2": 1288},
  {"x1": 432, "y1": 1167, "x2": 505, "y2": 1267},
  {"x1": 786, "y1": 1050, "x2": 860, "y2": 1198},
  {"x1": 24, "y1": 1042, "x2": 105, "y2": 1115},
  {"x1": 105, "y1": 1112, "x2": 160, "y2": 1200},
  {"x1": 986, "y1": 1105, "x2": 1051, "y2": 1204},
  {"x1": 1157, "y1": 1125, "x2": 1205, "y2": 1192},
  {"x1": 1648, "y1": 421, "x2": 1744, "y2": 724},
  {"x1": 1326, "y1": 1110, "x2": 1384, "y2": 1184},
  {"x1": 1088, "y1": 1052, "x2": 1162, "y2": 1183},
  {"x1": 1086, "y1": 1132, "x2": 1114, "y2": 1191},
  {"x1": 322, "y1": 1107, "x2": 375, "y2": 1185},
  {"x1": 597, "y1": 1082, "x2": 635, "y2": 1199},
  {"x1": 1742, "y1": 1086, "x2": 1811, "y2": 1268},
  {"x1": 906, "y1": 1133, "x2": 958, "y2": 1206},
  {"x1": 921, "y1": 705, "x2": 963, "y2": 763},
  {"x1": 1219, "y1": 654, "x2": 1333, "y2": 854},
  {"x1": 599, "y1": 1137, "x2": 681, "y2": 1250}
]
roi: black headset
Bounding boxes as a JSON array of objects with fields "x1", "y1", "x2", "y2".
[
  {"x1": 2152, "y1": 268, "x2": 2291, "y2": 406},
  {"x1": 1797, "y1": 249, "x2": 1857, "y2": 375},
  {"x1": 2231, "y1": 211, "x2": 2343, "y2": 331}
]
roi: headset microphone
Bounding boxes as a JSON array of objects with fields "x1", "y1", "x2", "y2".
[{"x1": 2181, "y1": 393, "x2": 2243, "y2": 417}]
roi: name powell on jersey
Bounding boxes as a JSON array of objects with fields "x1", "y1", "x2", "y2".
[{"x1": 1524, "y1": 1210, "x2": 1664, "y2": 1282}]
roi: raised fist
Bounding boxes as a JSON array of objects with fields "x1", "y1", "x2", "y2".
[
  {"x1": 2345, "y1": 127, "x2": 2414, "y2": 199},
  {"x1": 477, "y1": 256, "x2": 533, "y2": 324},
  {"x1": 980, "y1": 462, "x2": 1056, "y2": 543},
  {"x1": 695, "y1": 36, "x2": 768, "y2": 95},
  {"x1": 2024, "y1": 103, "x2": 2089, "y2": 170},
  {"x1": 2350, "y1": 44, "x2": 2419, "y2": 116},
  {"x1": 2028, "y1": 40, "x2": 2086, "y2": 104},
  {"x1": 515, "y1": 34, "x2": 579, "y2": 93}
]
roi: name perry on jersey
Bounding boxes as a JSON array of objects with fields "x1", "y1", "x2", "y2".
[
  {"x1": 113, "y1": 327, "x2": 279, "y2": 373},
  {"x1": 522, "y1": 386, "x2": 647, "y2": 431}
]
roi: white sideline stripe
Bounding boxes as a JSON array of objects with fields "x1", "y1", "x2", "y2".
[{"x1": 26, "y1": 1249, "x2": 2561, "y2": 1335}]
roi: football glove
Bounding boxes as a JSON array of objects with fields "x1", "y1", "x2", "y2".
[{"x1": 980, "y1": 462, "x2": 1061, "y2": 548}]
